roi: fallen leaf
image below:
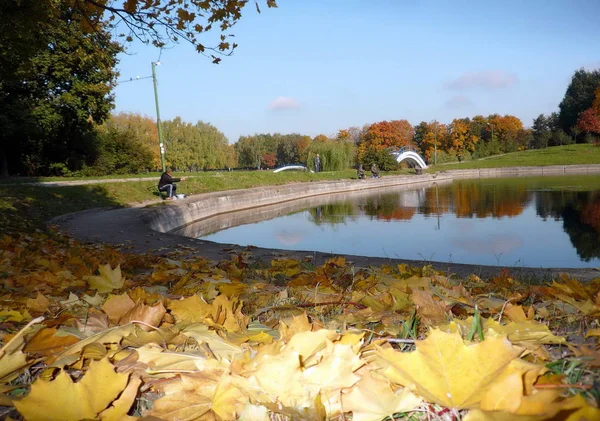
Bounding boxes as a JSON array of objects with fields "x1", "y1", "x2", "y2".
[
  {"x1": 14, "y1": 358, "x2": 128, "y2": 421},
  {"x1": 118, "y1": 301, "x2": 166, "y2": 331},
  {"x1": 374, "y1": 329, "x2": 523, "y2": 409},
  {"x1": 85, "y1": 264, "x2": 124, "y2": 293},
  {"x1": 341, "y1": 368, "x2": 422, "y2": 421},
  {"x1": 102, "y1": 293, "x2": 136, "y2": 324},
  {"x1": 99, "y1": 375, "x2": 142, "y2": 421},
  {"x1": 26, "y1": 293, "x2": 50, "y2": 313}
]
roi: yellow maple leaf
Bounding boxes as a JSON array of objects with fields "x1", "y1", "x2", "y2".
[
  {"x1": 0, "y1": 349, "x2": 29, "y2": 383},
  {"x1": 168, "y1": 294, "x2": 213, "y2": 323},
  {"x1": 14, "y1": 358, "x2": 128, "y2": 421},
  {"x1": 149, "y1": 372, "x2": 247, "y2": 420},
  {"x1": 480, "y1": 359, "x2": 548, "y2": 412},
  {"x1": 374, "y1": 329, "x2": 523, "y2": 409},
  {"x1": 236, "y1": 330, "x2": 362, "y2": 418},
  {"x1": 99, "y1": 376, "x2": 142, "y2": 421},
  {"x1": 440, "y1": 318, "x2": 566, "y2": 346},
  {"x1": 341, "y1": 368, "x2": 422, "y2": 421},
  {"x1": 85, "y1": 264, "x2": 124, "y2": 293},
  {"x1": 465, "y1": 393, "x2": 600, "y2": 421}
]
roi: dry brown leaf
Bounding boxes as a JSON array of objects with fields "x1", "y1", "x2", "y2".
[
  {"x1": 102, "y1": 293, "x2": 136, "y2": 324},
  {"x1": 25, "y1": 293, "x2": 50, "y2": 313},
  {"x1": 411, "y1": 289, "x2": 448, "y2": 324},
  {"x1": 75, "y1": 307, "x2": 110, "y2": 335},
  {"x1": 118, "y1": 301, "x2": 166, "y2": 331},
  {"x1": 23, "y1": 327, "x2": 81, "y2": 357}
]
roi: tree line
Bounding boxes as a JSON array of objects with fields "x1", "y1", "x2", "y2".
[{"x1": 1, "y1": 1, "x2": 599, "y2": 176}]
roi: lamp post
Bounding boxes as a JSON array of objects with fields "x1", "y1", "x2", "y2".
[
  {"x1": 151, "y1": 61, "x2": 166, "y2": 173},
  {"x1": 433, "y1": 120, "x2": 437, "y2": 166}
]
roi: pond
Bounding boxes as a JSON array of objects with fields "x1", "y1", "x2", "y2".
[{"x1": 183, "y1": 175, "x2": 600, "y2": 268}]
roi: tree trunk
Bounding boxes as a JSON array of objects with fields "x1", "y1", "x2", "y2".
[{"x1": 0, "y1": 146, "x2": 8, "y2": 178}]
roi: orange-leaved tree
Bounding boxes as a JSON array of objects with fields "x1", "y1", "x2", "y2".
[
  {"x1": 448, "y1": 118, "x2": 479, "y2": 158},
  {"x1": 577, "y1": 88, "x2": 600, "y2": 138},
  {"x1": 358, "y1": 120, "x2": 413, "y2": 166}
]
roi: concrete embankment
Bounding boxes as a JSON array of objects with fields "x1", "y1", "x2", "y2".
[{"x1": 141, "y1": 173, "x2": 451, "y2": 234}]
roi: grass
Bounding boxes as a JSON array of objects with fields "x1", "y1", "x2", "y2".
[{"x1": 430, "y1": 144, "x2": 600, "y2": 171}]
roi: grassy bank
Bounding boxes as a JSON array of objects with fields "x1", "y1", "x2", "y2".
[{"x1": 434, "y1": 144, "x2": 600, "y2": 171}]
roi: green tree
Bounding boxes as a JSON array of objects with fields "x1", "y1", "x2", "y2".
[
  {"x1": 558, "y1": 68, "x2": 600, "y2": 136},
  {"x1": 92, "y1": 122, "x2": 155, "y2": 175},
  {"x1": 163, "y1": 118, "x2": 233, "y2": 171},
  {"x1": 530, "y1": 114, "x2": 551, "y2": 149},
  {"x1": 0, "y1": 0, "x2": 120, "y2": 176}
]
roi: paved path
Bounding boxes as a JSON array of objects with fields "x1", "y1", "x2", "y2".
[{"x1": 3, "y1": 176, "x2": 166, "y2": 187}]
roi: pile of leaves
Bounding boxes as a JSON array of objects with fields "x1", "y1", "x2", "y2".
[{"x1": 0, "y1": 230, "x2": 599, "y2": 420}]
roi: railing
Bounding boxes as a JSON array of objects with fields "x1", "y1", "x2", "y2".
[{"x1": 389, "y1": 145, "x2": 419, "y2": 155}]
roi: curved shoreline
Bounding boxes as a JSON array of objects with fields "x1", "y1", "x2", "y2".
[{"x1": 52, "y1": 165, "x2": 600, "y2": 281}]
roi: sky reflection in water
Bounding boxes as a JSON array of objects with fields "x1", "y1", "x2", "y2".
[{"x1": 199, "y1": 175, "x2": 600, "y2": 268}]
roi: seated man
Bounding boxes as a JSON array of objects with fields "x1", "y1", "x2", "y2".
[
  {"x1": 357, "y1": 164, "x2": 365, "y2": 179},
  {"x1": 370, "y1": 163, "x2": 380, "y2": 178},
  {"x1": 158, "y1": 169, "x2": 184, "y2": 200}
]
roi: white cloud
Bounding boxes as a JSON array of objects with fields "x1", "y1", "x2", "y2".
[
  {"x1": 268, "y1": 96, "x2": 300, "y2": 111},
  {"x1": 444, "y1": 95, "x2": 474, "y2": 109},
  {"x1": 445, "y1": 71, "x2": 519, "y2": 91}
]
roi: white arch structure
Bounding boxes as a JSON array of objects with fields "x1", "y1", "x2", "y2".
[
  {"x1": 273, "y1": 165, "x2": 312, "y2": 173},
  {"x1": 390, "y1": 147, "x2": 428, "y2": 169}
]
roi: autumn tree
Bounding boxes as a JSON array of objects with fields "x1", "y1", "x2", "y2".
[
  {"x1": 558, "y1": 68, "x2": 600, "y2": 136},
  {"x1": 276, "y1": 134, "x2": 311, "y2": 165},
  {"x1": 448, "y1": 118, "x2": 479, "y2": 158},
  {"x1": 358, "y1": 120, "x2": 413, "y2": 168},
  {"x1": 488, "y1": 114, "x2": 524, "y2": 152},
  {"x1": 336, "y1": 127, "x2": 362, "y2": 144},
  {"x1": 576, "y1": 88, "x2": 600, "y2": 140},
  {"x1": 416, "y1": 121, "x2": 448, "y2": 164}
]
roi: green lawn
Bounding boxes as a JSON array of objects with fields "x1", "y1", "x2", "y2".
[{"x1": 432, "y1": 144, "x2": 600, "y2": 171}]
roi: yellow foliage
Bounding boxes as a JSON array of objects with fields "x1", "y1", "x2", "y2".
[
  {"x1": 84, "y1": 264, "x2": 124, "y2": 293},
  {"x1": 374, "y1": 329, "x2": 523, "y2": 408},
  {"x1": 14, "y1": 358, "x2": 128, "y2": 421}
]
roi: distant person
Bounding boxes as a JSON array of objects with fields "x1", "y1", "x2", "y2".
[
  {"x1": 313, "y1": 154, "x2": 321, "y2": 173},
  {"x1": 357, "y1": 164, "x2": 365, "y2": 179},
  {"x1": 370, "y1": 163, "x2": 380, "y2": 178},
  {"x1": 158, "y1": 169, "x2": 184, "y2": 200}
]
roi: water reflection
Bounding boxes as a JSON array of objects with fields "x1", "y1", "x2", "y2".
[{"x1": 188, "y1": 175, "x2": 600, "y2": 268}]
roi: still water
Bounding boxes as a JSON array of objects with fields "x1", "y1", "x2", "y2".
[{"x1": 191, "y1": 175, "x2": 600, "y2": 268}]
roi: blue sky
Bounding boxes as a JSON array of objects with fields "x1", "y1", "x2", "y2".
[{"x1": 113, "y1": 0, "x2": 600, "y2": 143}]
